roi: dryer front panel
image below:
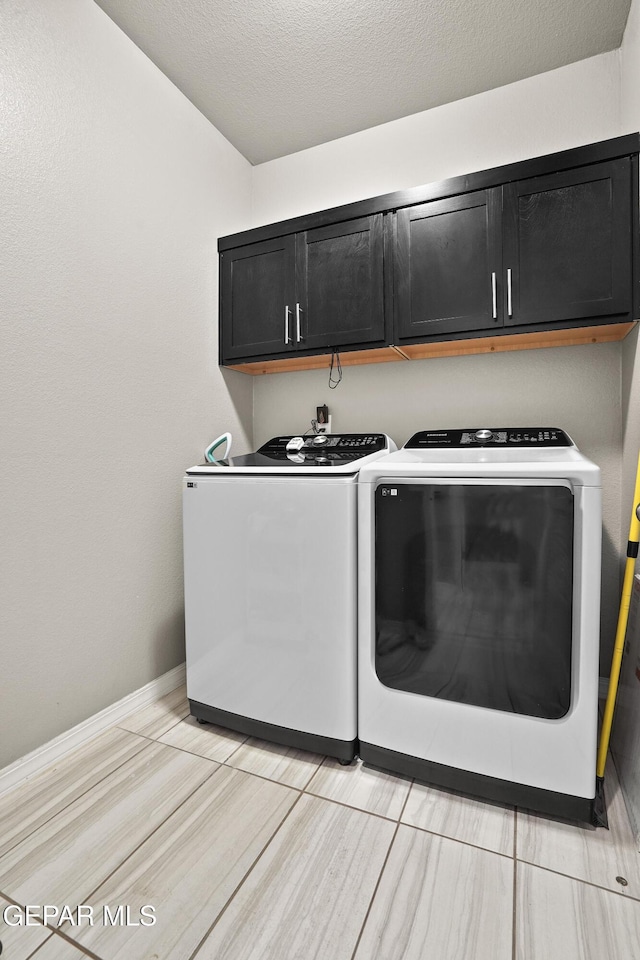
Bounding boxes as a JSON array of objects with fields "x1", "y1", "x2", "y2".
[
  {"x1": 358, "y1": 475, "x2": 601, "y2": 800},
  {"x1": 374, "y1": 478, "x2": 574, "y2": 719}
]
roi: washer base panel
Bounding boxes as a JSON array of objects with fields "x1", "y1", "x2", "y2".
[
  {"x1": 359, "y1": 741, "x2": 597, "y2": 824},
  {"x1": 190, "y1": 699, "x2": 357, "y2": 761}
]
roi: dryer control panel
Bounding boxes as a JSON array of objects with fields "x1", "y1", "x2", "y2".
[{"x1": 405, "y1": 428, "x2": 572, "y2": 448}]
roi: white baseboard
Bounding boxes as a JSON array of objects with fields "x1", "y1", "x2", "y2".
[{"x1": 0, "y1": 662, "x2": 186, "y2": 799}]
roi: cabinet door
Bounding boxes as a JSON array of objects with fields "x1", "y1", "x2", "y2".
[
  {"x1": 395, "y1": 190, "x2": 502, "y2": 341},
  {"x1": 220, "y1": 235, "x2": 296, "y2": 361},
  {"x1": 295, "y1": 216, "x2": 385, "y2": 350},
  {"x1": 502, "y1": 159, "x2": 633, "y2": 327}
]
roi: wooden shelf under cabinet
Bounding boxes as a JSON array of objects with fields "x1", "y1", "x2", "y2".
[
  {"x1": 224, "y1": 322, "x2": 636, "y2": 374},
  {"x1": 226, "y1": 345, "x2": 406, "y2": 375}
]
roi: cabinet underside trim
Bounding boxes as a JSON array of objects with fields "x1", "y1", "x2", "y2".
[
  {"x1": 224, "y1": 322, "x2": 635, "y2": 374},
  {"x1": 226, "y1": 345, "x2": 406, "y2": 374}
]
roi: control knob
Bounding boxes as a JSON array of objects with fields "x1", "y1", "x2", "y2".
[
  {"x1": 312, "y1": 435, "x2": 328, "y2": 445},
  {"x1": 475, "y1": 429, "x2": 493, "y2": 441}
]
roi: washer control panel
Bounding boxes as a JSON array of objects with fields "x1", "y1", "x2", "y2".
[
  {"x1": 259, "y1": 434, "x2": 388, "y2": 461},
  {"x1": 405, "y1": 428, "x2": 572, "y2": 448}
]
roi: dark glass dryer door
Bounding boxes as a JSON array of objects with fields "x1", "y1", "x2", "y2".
[{"x1": 374, "y1": 480, "x2": 574, "y2": 719}]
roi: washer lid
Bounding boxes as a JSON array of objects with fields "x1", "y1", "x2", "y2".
[
  {"x1": 405, "y1": 428, "x2": 573, "y2": 449},
  {"x1": 186, "y1": 433, "x2": 395, "y2": 475}
]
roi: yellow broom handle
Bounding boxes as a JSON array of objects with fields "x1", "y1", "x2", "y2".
[{"x1": 596, "y1": 451, "x2": 640, "y2": 778}]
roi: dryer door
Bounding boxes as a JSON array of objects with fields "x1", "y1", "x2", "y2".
[{"x1": 374, "y1": 478, "x2": 574, "y2": 719}]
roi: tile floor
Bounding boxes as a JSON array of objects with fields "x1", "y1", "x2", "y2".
[{"x1": 1, "y1": 686, "x2": 639, "y2": 960}]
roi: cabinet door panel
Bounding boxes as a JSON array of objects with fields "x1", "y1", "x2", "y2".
[
  {"x1": 296, "y1": 216, "x2": 385, "y2": 349},
  {"x1": 220, "y1": 236, "x2": 296, "y2": 361},
  {"x1": 503, "y1": 159, "x2": 632, "y2": 326},
  {"x1": 395, "y1": 190, "x2": 502, "y2": 341}
]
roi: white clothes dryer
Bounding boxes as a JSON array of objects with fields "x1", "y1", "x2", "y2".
[
  {"x1": 183, "y1": 433, "x2": 396, "y2": 761},
  {"x1": 357, "y1": 427, "x2": 601, "y2": 822}
]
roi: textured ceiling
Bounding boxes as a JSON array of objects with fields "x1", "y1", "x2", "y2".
[{"x1": 93, "y1": 0, "x2": 631, "y2": 164}]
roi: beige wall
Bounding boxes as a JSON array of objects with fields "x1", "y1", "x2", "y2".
[
  {"x1": 0, "y1": 0, "x2": 253, "y2": 768},
  {"x1": 2, "y1": 1, "x2": 637, "y2": 772},
  {"x1": 251, "y1": 51, "x2": 627, "y2": 672},
  {"x1": 252, "y1": 53, "x2": 621, "y2": 225}
]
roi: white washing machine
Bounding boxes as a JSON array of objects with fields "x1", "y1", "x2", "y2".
[
  {"x1": 183, "y1": 433, "x2": 396, "y2": 761},
  {"x1": 357, "y1": 427, "x2": 602, "y2": 821}
]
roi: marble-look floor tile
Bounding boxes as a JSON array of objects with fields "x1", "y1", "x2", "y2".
[
  {"x1": 59, "y1": 767, "x2": 297, "y2": 960},
  {"x1": 306, "y1": 758, "x2": 411, "y2": 819},
  {"x1": 195, "y1": 794, "x2": 395, "y2": 960},
  {"x1": 517, "y1": 761, "x2": 640, "y2": 897},
  {"x1": 226, "y1": 737, "x2": 324, "y2": 789},
  {"x1": 118, "y1": 684, "x2": 190, "y2": 739},
  {"x1": 0, "y1": 727, "x2": 148, "y2": 859},
  {"x1": 401, "y1": 779, "x2": 514, "y2": 855},
  {"x1": 159, "y1": 715, "x2": 247, "y2": 762},
  {"x1": 516, "y1": 861, "x2": 640, "y2": 960},
  {"x1": 355, "y1": 825, "x2": 513, "y2": 960},
  {"x1": 0, "y1": 740, "x2": 215, "y2": 907},
  {"x1": 0, "y1": 898, "x2": 52, "y2": 960}
]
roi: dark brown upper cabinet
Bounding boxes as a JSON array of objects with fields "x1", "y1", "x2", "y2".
[
  {"x1": 219, "y1": 215, "x2": 385, "y2": 363},
  {"x1": 394, "y1": 189, "x2": 502, "y2": 340},
  {"x1": 296, "y1": 216, "x2": 385, "y2": 350},
  {"x1": 394, "y1": 158, "x2": 634, "y2": 343},
  {"x1": 218, "y1": 135, "x2": 639, "y2": 371},
  {"x1": 220, "y1": 235, "x2": 296, "y2": 361},
  {"x1": 502, "y1": 159, "x2": 633, "y2": 328}
]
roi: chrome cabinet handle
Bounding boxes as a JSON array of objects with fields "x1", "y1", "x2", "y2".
[
  {"x1": 507, "y1": 268, "x2": 513, "y2": 318},
  {"x1": 284, "y1": 305, "x2": 292, "y2": 344},
  {"x1": 295, "y1": 303, "x2": 303, "y2": 342},
  {"x1": 491, "y1": 272, "x2": 497, "y2": 320}
]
